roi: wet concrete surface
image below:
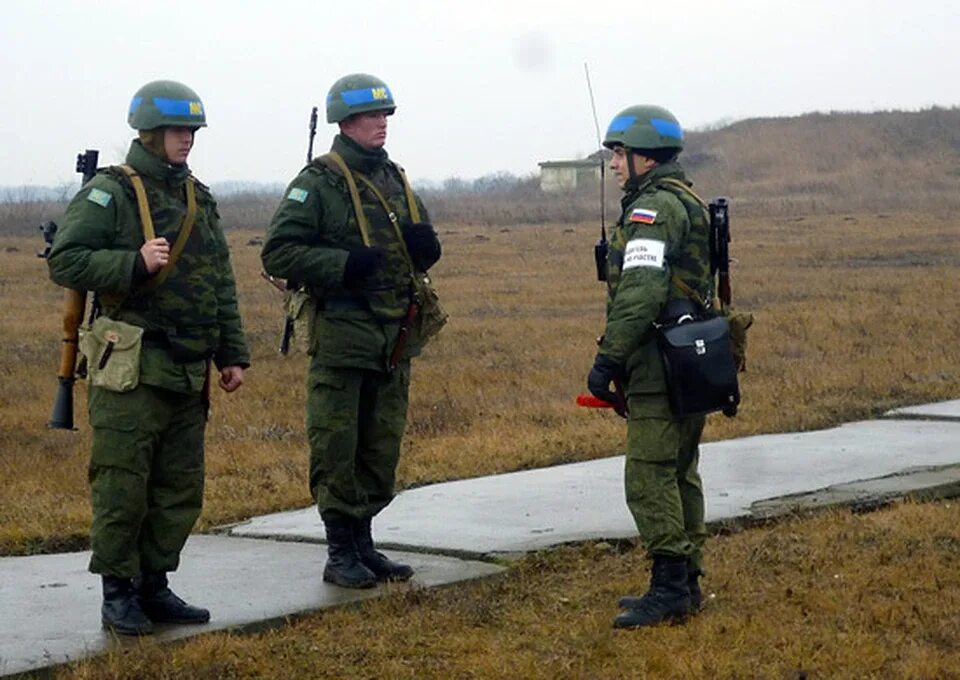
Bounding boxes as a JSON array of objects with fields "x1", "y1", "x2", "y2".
[
  {"x1": 0, "y1": 536, "x2": 503, "y2": 677},
  {"x1": 231, "y1": 419, "x2": 960, "y2": 557}
]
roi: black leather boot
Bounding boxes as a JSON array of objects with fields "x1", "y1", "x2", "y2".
[
  {"x1": 101, "y1": 575, "x2": 153, "y2": 636},
  {"x1": 322, "y1": 516, "x2": 377, "y2": 589},
  {"x1": 137, "y1": 572, "x2": 210, "y2": 624},
  {"x1": 614, "y1": 556, "x2": 691, "y2": 629},
  {"x1": 620, "y1": 559, "x2": 703, "y2": 613},
  {"x1": 354, "y1": 516, "x2": 414, "y2": 582}
]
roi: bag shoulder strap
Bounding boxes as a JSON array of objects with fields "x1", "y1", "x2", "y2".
[{"x1": 117, "y1": 164, "x2": 198, "y2": 291}]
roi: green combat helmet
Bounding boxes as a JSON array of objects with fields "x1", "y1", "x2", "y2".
[
  {"x1": 603, "y1": 105, "x2": 683, "y2": 151},
  {"x1": 127, "y1": 80, "x2": 207, "y2": 130},
  {"x1": 326, "y1": 73, "x2": 396, "y2": 124}
]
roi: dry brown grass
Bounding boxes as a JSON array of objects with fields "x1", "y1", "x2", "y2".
[
  {"x1": 1, "y1": 212, "x2": 959, "y2": 555},
  {"x1": 2, "y1": 207, "x2": 959, "y2": 679},
  {"x1": 55, "y1": 500, "x2": 960, "y2": 679}
]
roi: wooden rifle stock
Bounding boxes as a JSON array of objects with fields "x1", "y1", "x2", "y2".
[
  {"x1": 387, "y1": 301, "x2": 419, "y2": 372},
  {"x1": 717, "y1": 270, "x2": 731, "y2": 309},
  {"x1": 57, "y1": 289, "x2": 86, "y2": 380},
  {"x1": 44, "y1": 149, "x2": 99, "y2": 430},
  {"x1": 48, "y1": 288, "x2": 87, "y2": 429}
]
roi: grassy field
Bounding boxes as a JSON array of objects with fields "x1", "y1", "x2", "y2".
[
  {"x1": 56, "y1": 501, "x2": 960, "y2": 679},
  {"x1": 1, "y1": 212, "x2": 959, "y2": 554}
]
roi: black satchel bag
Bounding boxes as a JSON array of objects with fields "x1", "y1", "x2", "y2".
[{"x1": 655, "y1": 299, "x2": 740, "y2": 418}]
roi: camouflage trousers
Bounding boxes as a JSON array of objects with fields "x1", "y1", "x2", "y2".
[
  {"x1": 87, "y1": 384, "x2": 205, "y2": 577},
  {"x1": 625, "y1": 394, "x2": 707, "y2": 573},
  {"x1": 306, "y1": 359, "x2": 411, "y2": 520}
]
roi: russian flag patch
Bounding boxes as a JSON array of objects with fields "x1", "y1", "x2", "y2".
[{"x1": 630, "y1": 208, "x2": 657, "y2": 224}]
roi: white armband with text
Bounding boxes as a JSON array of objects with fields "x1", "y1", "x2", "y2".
[{"x1": 622, "y1": 238, "x2": 665, "y2": 270}]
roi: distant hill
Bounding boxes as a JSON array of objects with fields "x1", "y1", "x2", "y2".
[
  {"x1": 2, "y1": 107, "x2": 959, "y2": 234},
  {"x1": 684, "y1": 107, "x2": 960, "y2": 215},
  {"x1": 426, "y1": 106, "x2": 960, "y2": 225}
]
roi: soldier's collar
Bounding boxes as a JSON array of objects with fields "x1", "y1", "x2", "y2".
[
  {"x1": 624, "y1": 161, "x2": 685, "y2": 195},
  {"x1": 126, "y1": 140, "x2": 191, "y2": 187},
  {"x1": 332, "y1": 134, "x2": 389, "y2": 175}
]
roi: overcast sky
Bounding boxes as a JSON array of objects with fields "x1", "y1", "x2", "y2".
[{"x1": 2, "y1": 0, "x2": 957, "y2": 188}]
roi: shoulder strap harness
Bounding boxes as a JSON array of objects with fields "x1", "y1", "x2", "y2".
[
  {"x1": 318, "y1": 151, "x2": 424, "y2": 285},
  {"x1": 118, "y1": 164, "x2": 198, "y2": 292}
]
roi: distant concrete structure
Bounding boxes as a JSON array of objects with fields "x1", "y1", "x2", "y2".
[{"x1": 537, "y1": 149, "x2": 610, "y2": 193}]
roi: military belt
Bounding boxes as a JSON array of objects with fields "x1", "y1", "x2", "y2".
[
  {"x1": 321, "y1": 297, "x2": 367, "y2": 312},
  {"x1": 141, "y1": 330, "x2": 171, "y2": 349}
]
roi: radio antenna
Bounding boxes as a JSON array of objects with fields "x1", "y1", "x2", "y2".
[{"x1": 584, "y1": 63, "x2": 608, "y2": 282}]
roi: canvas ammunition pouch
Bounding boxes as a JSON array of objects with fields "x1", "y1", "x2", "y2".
[
  {"x1": 323, "y1": 151, "x2": 448, "y2": 345},
  {"x1": 284, "y1": 287, "x2": 317, "y2": 354},
  {"x1": 413, "y1": 273, "x2": 447, "y2": 342},
  {"x1": 79, "y1": 316, "x2": 143, "y2": 392},
  {"x1": 723, "y1": 308, "x2": 754, "y2": 372}
]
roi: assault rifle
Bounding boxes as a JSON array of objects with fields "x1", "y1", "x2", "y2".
[
  {"x1": 271, "y1": 106, "x2": 318, "y2": 354},
  {"x1": 709, "y1": 198, "x2": 731, "y2": 310},
  {"x1": 39, "y1": 149, "x2": 99, "y2": 429}
]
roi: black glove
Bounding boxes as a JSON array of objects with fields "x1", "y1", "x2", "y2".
[
  {"x1": 402, "y1": 222, "x2": 441, "y2": 271},
  {"x1": 587, "y1": 353, "x2": 626, "y2": 410},
  {"x1": 343, "y1": 246, "x2": 386, "y2": 287}
]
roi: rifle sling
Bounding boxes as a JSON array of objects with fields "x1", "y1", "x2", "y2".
[
  {"x1": 658, "y1": 177, "x2": 709, "y2": 210},
  {"x1": 656, "y1": 178, "x2": 712, "y2": 309},
  {"x1": 670, "y1": 274, "x2": 707, "y2": 308}
]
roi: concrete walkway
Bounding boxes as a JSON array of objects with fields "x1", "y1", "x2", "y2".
[
  {"x1": 2, "y1": 400, "x2": 959, "y2": 677},
  {"x1": 0, "y1": 537, "x2": 501, "y2": 677},
  {"x1": 231, "y1": 419, "x2": 960, "y2": 557}
]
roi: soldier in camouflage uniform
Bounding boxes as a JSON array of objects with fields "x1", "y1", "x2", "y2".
[
  {"x1": 586, "y1": 105, "x2": 711, "y2": 628},
  {"x1": 261, "y1": 74, "x2": 441, "y2": 589},
  {"x1": 47, "y1": 80, "x2": 250, "y2": 635}
]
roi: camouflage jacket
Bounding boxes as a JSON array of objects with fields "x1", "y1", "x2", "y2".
[
  {"x1": 47, "y1": 140, "x2": 250, "y2": 394},
  {"x1": 600, "y1": 161, "x2": 711, "y2": 395},
  {"x1": 260, "y1": 134, "x2": 436, "y2": 370}
]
